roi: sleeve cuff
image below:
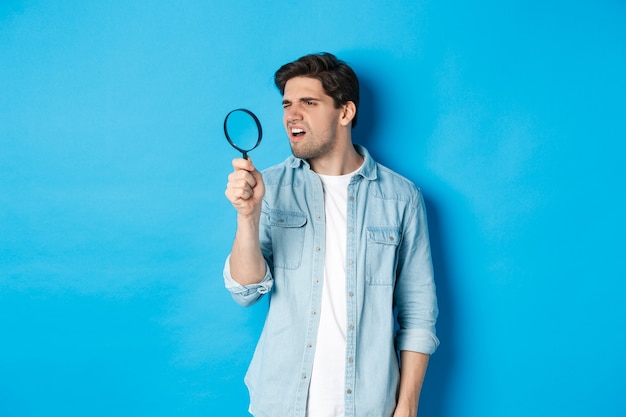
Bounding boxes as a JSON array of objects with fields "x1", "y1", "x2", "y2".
[
  {"x1": 395, "y1": 328, "x2": 440, "y2": 355},
  {"x1": 223, "y1": 255, "x2": 273, "y2": 307}
]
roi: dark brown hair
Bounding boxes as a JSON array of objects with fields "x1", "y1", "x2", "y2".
[{"x1": 274, "y1": 52, "x2": 360, "y2": 127}]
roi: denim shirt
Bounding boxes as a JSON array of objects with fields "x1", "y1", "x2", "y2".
[{"x1": 224, "y1": 145, "x2": 439, "y2": 417}]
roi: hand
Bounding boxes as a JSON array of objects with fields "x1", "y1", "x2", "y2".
[{"x1": 225, "y1": 158, "x2": 265, "y2": 218}]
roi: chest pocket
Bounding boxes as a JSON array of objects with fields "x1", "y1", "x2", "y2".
[
  {"x1": 366, "y1": 227, "x2": 401, "y2": 286},
  {"x1": 269, "y1": 209, "x2": 307, "y2": 270}
]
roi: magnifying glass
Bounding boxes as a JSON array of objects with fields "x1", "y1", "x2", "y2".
[{"x1": 224, "y1": 108, "x2": 263, "y2": 159}]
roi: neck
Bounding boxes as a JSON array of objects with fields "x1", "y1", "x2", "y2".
[{"x1": 309, "y1": 140, "x2": 363, "y2": 176}]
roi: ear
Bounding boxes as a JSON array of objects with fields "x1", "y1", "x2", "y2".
[{"x1": 339, "y1": 101, "x2": 357, "y2": 127}]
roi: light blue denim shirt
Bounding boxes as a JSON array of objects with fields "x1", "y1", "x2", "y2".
[{"x1": 224, "y1": 145, "x2": 439, "y2": 417}]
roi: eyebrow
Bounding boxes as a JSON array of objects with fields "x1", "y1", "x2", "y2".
[{"x1": 282, "y1": 97, "x2": 322, "y2": 105}]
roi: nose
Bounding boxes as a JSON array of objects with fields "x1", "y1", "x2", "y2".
[{"x1": 284, "y1": 104, "x2": 303, "y2": 123}]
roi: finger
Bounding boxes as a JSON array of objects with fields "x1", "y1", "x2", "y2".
[
  {"x1": 232, "y1": 157, "x2": 256, "y2": 173},
  {"x1": 225, "y1": 184, "x2": 252, "y2": 204},
  {"x1": 229, "y1": 171, "x2": 257, "y2": 190}
]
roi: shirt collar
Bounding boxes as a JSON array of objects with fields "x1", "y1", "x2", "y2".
[{"x1": 286, "y1": 144, "x2": 378, "y2": 181}]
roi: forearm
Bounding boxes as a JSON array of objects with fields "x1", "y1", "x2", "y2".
[
  {"x1": 394, "y1": 351, "x2": 430, "y2": 417},
  {"x1": 229, "y1": 213, "x2": 266, "y2": 285}
]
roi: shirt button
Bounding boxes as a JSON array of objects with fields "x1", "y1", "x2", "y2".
[
  {"x1": 349, "y1": 196, "x2": 355, "y2": 201},
  {"x1": 312, "y1": 310, "x2": 317, "y2": 315},
  {"x1": 315, "y1": 247, "x2": 321, "y2": 252},
  {"x1": 307, "y1": 343, "x2": 312, "y2": 348},
  {"x1": 347, "y1": 259, "x2": 353, "y2": 265},
  {"x1": 303, "y1": 374, "x2": 307, "y2": 379},
  {"x1": 348, "y1": 324, "x2": 354, "y2": 330},
  {"x1": 348, "y1": 357, "x2": 353, "y2": 363},
  {"x1": 348, "y1": 227, "x2": 353, "y2": 232},
  {"x1": 348, "y1": 292, "x2": 354, "y2": 297},
  {"x1": 346, "y1": 389, "x2": 352, "y2": 394}
]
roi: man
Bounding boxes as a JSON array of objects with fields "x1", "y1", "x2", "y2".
[{"x1": 224, "y1": 52, "x2": 439, "y2": 417}]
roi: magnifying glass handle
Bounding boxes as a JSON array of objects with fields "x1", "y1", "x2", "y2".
[{"x1": 242, "y1": 151, "x2": 249, "y2": 160}]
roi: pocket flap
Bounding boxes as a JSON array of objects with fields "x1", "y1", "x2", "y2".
[
  {"x1": 367, "y1": 227, "x2": 401, "y2": 245},
  {"x1": 269, "y1": 210, "x2": 307, "y2": 228}
]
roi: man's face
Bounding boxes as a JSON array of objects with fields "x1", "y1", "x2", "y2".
[{"x1": 282, "y1": 76, "x2": 343, "y2": 160}]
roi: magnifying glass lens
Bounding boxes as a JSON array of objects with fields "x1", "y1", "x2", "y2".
[{"x1": 224, "y1": 109, "x2": 262, "y2": 159}]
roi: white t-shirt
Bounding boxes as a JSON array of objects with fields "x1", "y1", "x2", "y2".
[{"x1": 307, "y1": 171, "x2": 354, "y2": 417}]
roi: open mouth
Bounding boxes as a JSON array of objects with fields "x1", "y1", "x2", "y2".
[{"x1": 291, "y1": 127, "x2": 306, "y2": 137}]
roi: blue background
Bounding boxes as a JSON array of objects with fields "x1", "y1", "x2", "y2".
[{"x1": 1, "y1": 1, "x2": 625, "y2": 416}]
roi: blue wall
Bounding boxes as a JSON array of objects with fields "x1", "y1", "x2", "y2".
[{"x1": 1, "y1": 1, "x2": 625, "y2": 416}]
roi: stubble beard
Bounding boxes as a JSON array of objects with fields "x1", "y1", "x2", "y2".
[{"x1": 289, "y1": 124, "x2": 337, "y2": 161}]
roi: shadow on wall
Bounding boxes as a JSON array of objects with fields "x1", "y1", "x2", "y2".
[
  {"x1": 357, "y1": 74, "x2": 457, "y2": 417},
  {"x1": 352, "y1": 71, "x2": 380, "y2": 153},
  {"x1": 420, "y1": 196, "x2": 456, "y2": 417}
]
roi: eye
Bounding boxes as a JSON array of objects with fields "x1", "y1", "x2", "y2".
[
  {"x1": 282, "y1": 102, "x2": 291, "y2": 109},
  {"x1": 306, "y1": 100, "x2": 315, "y2": 106}
]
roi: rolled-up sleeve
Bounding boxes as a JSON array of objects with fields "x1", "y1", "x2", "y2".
[
  {"x1": 223, "y1": 254, "x2": 274, "y2": 307},
  {"x1": 394, "y1": 190, "x2": 440, "y2": 354}
]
